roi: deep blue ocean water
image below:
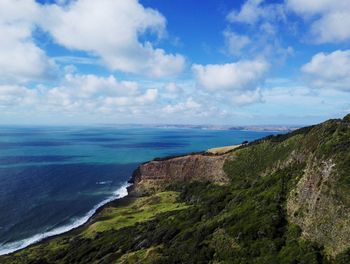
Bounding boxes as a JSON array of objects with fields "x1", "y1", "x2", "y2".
[{"x1": 0, "y1": 126, "x2": 278, "y2": 254}]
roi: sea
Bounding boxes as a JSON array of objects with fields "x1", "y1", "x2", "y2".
[{"x1": 0, "y1": 125, "x2": 279, "y2": 255}]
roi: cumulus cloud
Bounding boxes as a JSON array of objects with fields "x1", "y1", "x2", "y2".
[
  {"x1": 192, "y1": 60, "x2": 268, "y2": 91},
  {"x1": 301, "y1": 50, "x2": 350, "y2": 91},
  {"x1": 51, "y1": 74, "x2": 158, "y2": 111},
  {"x1": 0, "y1": 0, "x2": 185, "y2": 84},
  {"x1": 62, "y1": 74, "x2": 139, "y2": 98},
  {"x1": 286, "y1": 0, "x2": 350, "y2": 43},
  {"x1": 0, "y1": 74, "x2": 158, "y2": 116},
  {"x1": 231, "y1": 89, "x2": 263, "y2": 106},
  {"x1": 0, "y1": 0, "x2": 55, "y2": 84},
  {"x1": 162, "y1": 97, "x2": 201, "y2": 114},
  {"x1": 192, "y1": 60, "x2": 268, "y2": 106},
  {"x1": 40, "y1": 0, "x2": 185, "y2": 78}
]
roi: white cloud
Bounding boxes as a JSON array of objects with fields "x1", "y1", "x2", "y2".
[
  {"x1": 162, "y1": 97, "x2": 201, "y2": 114},
  {"x1": 286, "y1": 0, "x2": 344, "y2": 15},
  {"x1": 192, "y1": 60, "x2": 268, "y2": 91},
  {"x1": 191, "y1": 60, "x2": 268, "y2": 107},
  {"x1": 231, "y1": 89, "x2": 263, "y2": 106},
  {"x1": 0, "y1": 85, "x2": 38, "y2": 107},
  {"x1": 259, "y1": 84, "x2": 350, "y2": 122},
  {"x1": 225, "y1": 1, "x2": 291, "y2": 62},
  {"x1": 103, "y1": 89, "x2": 157, "y2": 107},
  {"x1": 0, "y1": 74, "x2": 159, "y2": 117},
  {"x1": 0, "y1": 0, "x2": 185, "y2": 84},
  {"x1": 164, "y1": 83, "x2": 183, "y2": 94},
  {"x1": 227, "y1": 0, "x2": 264, "y2": 25},
  {"x1": 51, "y1": 74, "x2": 158, "y2": 109},
  {"x1": 227, "y1": 0, "x2": 286, "y2": 25},
  {"x1": 263, "y1": 85, "x2": 316, "y2": 103},
  {"x1": 286, "y1": 0, "x2": 350, "y2": 43},
  {"x1": 40, "y1": 0, "x2": 185, "y2": 78},
  {"x1": 301, "y1": 50, "x2": 350, "y2": 91},
  {"x1": 223, "y1": 30, "x2": 251, "y2": 56},
  {"x1": 135, "y1": 89, "x2": 158, "y2": 104},
  {"x1": 0, "y1": 0, "x2": 55, "y2": 84},
  {"x1": 62, "y1": 74, "x2": 139, "y2": 98},
  {"x1": 310, "y1": 11, "x2": 350, "y2": 43}
]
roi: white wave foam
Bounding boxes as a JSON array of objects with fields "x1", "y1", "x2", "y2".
[{"x1": 0, "y1": 182, "x2": 130, "y2": 256}]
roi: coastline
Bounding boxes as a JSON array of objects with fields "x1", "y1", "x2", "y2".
[
  {"x1": 0, "y1": 144, "x2": 236, "y2": 256},
  {"x1": 0, "y1": 182, "x2": 131, "y2": 256}
]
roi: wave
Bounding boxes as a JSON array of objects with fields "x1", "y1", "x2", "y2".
[{"x1": 0, "y1": 182, "x2": 130, "y2": 256}]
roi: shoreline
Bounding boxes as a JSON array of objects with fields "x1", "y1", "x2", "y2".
[
  {"x1": 0, "y1": 183, "x2": 131, "y2": 256},
  {"x1": 0, "y1": 144, "x2": 238, "y2": 256}
]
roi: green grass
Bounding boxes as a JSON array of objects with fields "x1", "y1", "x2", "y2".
[
  {"x1": 0, "y1": 191, "x2": 188, "y2": 264},
  {"x1": 83, "y1": 191, "x2": 189, "y2": 238},
  {"x1": 116, "y1": 246, "x2": 164, "y2": 264}
]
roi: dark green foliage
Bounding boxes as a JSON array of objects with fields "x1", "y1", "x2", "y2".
[
  {"x1": 334, "y1": 248, "x2": 350, "y2": 264},
  {"x1": 248, "y1": 124, "x2": 315, "y2": 146},
  {"x1": 224, "y1": 135, "x2": 302, "y2": 188},
  {"x1": 343, "y1": 114, "x2": 350, "y2": 123}
]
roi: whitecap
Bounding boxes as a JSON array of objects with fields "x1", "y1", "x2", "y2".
[
  {"x1": 0, "y1": 182, "x2": 130, "y2": 256},
  {"x1": 96, "y1": 180, "x2": 113, "y2": 185}
]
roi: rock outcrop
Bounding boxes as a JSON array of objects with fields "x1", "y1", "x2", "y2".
[
  {"x1": 128, "y1": 153, "x2": 229, "y2": 196},
  {"x1": 286, "y1": 118, "x2": 350, "y2": 256},
  {"x1": 287, "y1": 157, "x2": 350, "y2": 256}
]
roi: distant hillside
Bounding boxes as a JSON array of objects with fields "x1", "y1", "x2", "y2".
[
  {"x1": 147, "y1": 124, "x2": 299, "y2": 132},
  {"x1": 2, "y1": 115, "x2": 350, "y2": 263}
]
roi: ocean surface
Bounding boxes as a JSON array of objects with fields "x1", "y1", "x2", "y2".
[{"x1": 0, "y1": 125, "x2": 279, "y2": 255}]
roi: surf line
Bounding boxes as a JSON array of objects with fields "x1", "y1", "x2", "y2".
[{"x1": 0, "y1": 182, "x2": 130, "y2": 256}]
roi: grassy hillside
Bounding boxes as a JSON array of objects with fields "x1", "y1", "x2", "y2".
[{"x1": 1, "y1": 115, "x2": 350, "y2": 263}]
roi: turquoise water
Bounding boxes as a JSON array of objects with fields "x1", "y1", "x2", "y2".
[{"x1": 0, "y1": 126, "x2": 278, "y2": 254}]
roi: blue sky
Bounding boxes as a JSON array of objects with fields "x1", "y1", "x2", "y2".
[{"x1": 0, "y1": 0, "x2": 350, "y2": 125}]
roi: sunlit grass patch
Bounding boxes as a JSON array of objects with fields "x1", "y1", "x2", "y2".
[{"x1": 83, "y1": 191, "x2": 189, "y2": 238}]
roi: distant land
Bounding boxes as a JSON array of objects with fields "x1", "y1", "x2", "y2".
[{"x1": 107, "y1": 124, "x2": 301, "y2": 132}]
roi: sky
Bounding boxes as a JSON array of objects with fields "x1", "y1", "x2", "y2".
[{"x1": 0, "y1": 0, "x2": 350, "y2": 126}]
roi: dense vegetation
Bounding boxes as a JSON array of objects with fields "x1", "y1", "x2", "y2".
[{"x1": 1, "y1": 115, "x2": 350, "y2": 263}]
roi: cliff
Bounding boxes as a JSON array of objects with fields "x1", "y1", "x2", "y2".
[
  {"x1": 128, "y1": 153, "x2": 229, "y2": 196},
  {"x1": 2, "y1": 115, "x2": 350, "y2": 264}
]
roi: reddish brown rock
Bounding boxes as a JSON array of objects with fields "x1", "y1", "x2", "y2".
[{"x1": 128, "y1": 153, "x2": 229, "y2": 196}]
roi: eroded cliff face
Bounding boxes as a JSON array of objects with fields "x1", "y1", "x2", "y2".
[
  {"x1": 287, "y1": 157, "x2": 350, "y2": 256},
  {"x1": 283, "y1": 118, "x2": 350, "y2": 256},
  {"x1": 128, "y1": 153, "x2": 229, "y2": 196}
]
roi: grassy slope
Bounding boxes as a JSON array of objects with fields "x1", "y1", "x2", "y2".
[
  {"x1": 2, "y1": 116, "x2": 350, "y2": 263},
  {"x1": 0, "y1": 192, "x2": 188, "y2": 264}
]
